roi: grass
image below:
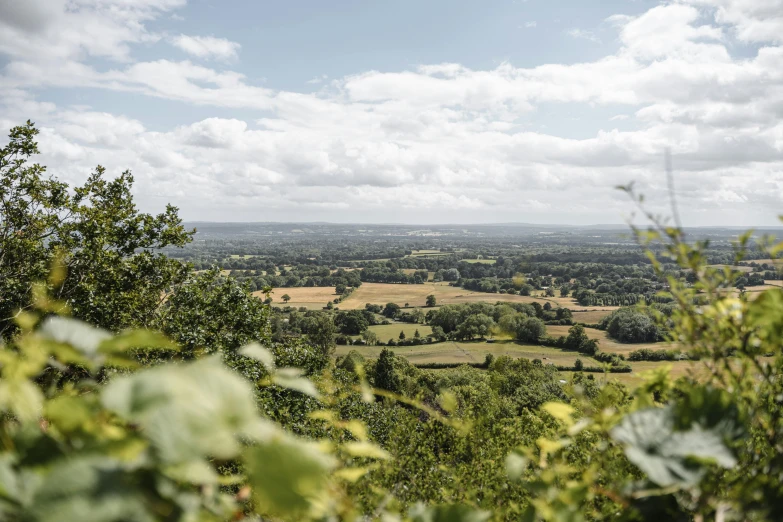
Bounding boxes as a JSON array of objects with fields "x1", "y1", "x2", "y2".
[
  {"x1": 571, "y1": 310, "x2": 613, "y2": 324},
  {"x1": 706, "y1": 264, "x2": 753, "y2": 273},
  {"x1": 400, "y1": 269, "x2": 435, "y2": 281},
  {"x1": 335, "y1": 334, "x2": 711, "y2": 389},
  {"x1": 368, "y1": 323, "x2": 432, "y2": 342},
  {"x1": 336, "y1": 339, "x2": 585, "y2": 366},
  {"x1": 546, "y1": 324, "x2": 674, "y2": 355},
  {"x1": 406, "y1": 250, "x2": 450, "y2": 258},
  {"x1": 461, "y1": 258, "x2": 496, "y2": 264}
]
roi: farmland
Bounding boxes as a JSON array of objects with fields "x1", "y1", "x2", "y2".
[
  {"x1": 180, "y1": 222, "x2": 783, "y2": 388},
  {"x1": 336, "y1": 339, "x2": 584, "y2": 367},
  {"x1": 337, "y1": 282, "x2": 617, "y2": 310},
  {"x1": 546, "y1": 324, "x2": 675, "y2": 355}
]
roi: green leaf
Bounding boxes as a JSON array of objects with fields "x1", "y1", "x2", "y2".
[
  {"x1": 163, "y1": 460, "x2": 217, "y2": 485},
  {"x1": 0, "y1": 380, "x2": 43, "y2": 423},
  {"x1": 26, "y1": 457, "x2": 153, "y2": 522},
  {"x1": 239, "y1": 342, "x2": 275, "y2": 372},
  {"x1": 38, "y1": 316, "x2": 111, "y2": 356},
  {"x1": 244, "y1": 436, "x2": 334, "y2": 520},
  {"x1": 273, "y1": 368, "x2": 320, "y2": 399},
  {"x1": 541, "y1": 401, "x2": 575, "y2": 426},
  {"x1": 98, "y1": 329, "x2": 177, "y2": 354},
  {"x1": 333, "y1": 467, "x2": 372, "y2": 482},
  {"x1": 343, "y1": 441, "x2": 391, "y2": 460},
  {"x1": 102, "y1": 356, "x2": 260, "y2": 463},
  {"x1": 610, "y1": 406, "x2": 737, "y2": 488},
  {"x1": 409, "y1": 503, "x2": 491, "y2": 522},
  {"x1": 505, "y1": 451, "x2": 528, "y2": 481},
  {"x1": 438, "y1": 391, "x2": 458, "y2": 413}
]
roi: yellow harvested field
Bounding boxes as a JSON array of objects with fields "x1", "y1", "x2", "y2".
[
  {"x1": 545, "y1": 325, "x2": 676, "y2": 355},
  {"x1": 335, "y1": 282, "x2": 616, "y2": 310},
  {"x1": 255, "y1": 286, "x2": 339, "y2": 308},
  {"x1": 340, "y1": 282, "x2": 534, "y2": 309},
  {"x1": 571, "y1": 310, "x2": 614, "y2": 324},
  {"x1": 256, "y1": 282, "x2": 618, "y2": 311},
  {"x1": 538, "y1": 295, "x2": 620, "y2": 311},
  {"x1": 707, "y1": 264, "x2": 753, "y2": 273}
]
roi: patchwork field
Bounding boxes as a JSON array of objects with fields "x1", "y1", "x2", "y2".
[
  {"x1": 259, "y1": 282, "x2": 628, "y2": 311},
  {"x1": 461, "y1": 258, "x2": 496, "y2": 264},
  {"x1": 707, "y1": 264, "x2": 753, "y2": 273},
  {"x1": 335, "y1": 339, "x2": 585, "y2": 366},
  {"x1": 336, "y1": 282, "x2": 617, "y2": 310},
  {"x1": 546, "y1": 324, "x2": 675, "y2": 355},
  {"x1": 336, "y1": 338, "x2": 711, "y2": 389}
]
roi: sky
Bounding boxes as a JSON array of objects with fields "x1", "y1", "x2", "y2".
[{"x1": 1, "y1": 0, "x2": 783, "y2": 226}]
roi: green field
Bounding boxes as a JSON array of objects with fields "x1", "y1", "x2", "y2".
[
  {"x1": 336, "y1": 339, "x2": 585, "y2": 366},
  {"x1": 367, "y1": 323, "x2": 433, "y2": 341},
  {"x1": 461, "y1": 258, "x2": 496, "y2": 264}
]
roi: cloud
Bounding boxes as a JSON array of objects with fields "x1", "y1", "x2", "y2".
[
  {"x1": 169, "y1": 34, "x2": 241, "y2": 61},
  {"x1": 524, "y1": 21, "x2": 537, "y2": 28},
  {"x1": 1, "y1": 0, "x2": 783, "y2": 224},
  {"x1": 683, "y1": 0, "x2": 783, "y2": 44},
  {"x1": 566, "y1": 29, "x2": 601, "y2": 43},
  {"x1": 307, "y1": 74, "x2": 329, "y2": 84},
  {"x1": 0, "y1": 0, "x2": 184, "y2": 62}
]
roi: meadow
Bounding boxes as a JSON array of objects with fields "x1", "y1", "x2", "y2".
[
  {"x1": 546, "y1": 324, "x2": 675, "y2": 355},
  {"x1": 335, "y1": 339, "x2": 584, "y2": 366}
]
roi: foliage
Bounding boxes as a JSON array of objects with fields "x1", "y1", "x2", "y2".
[
  {"x1": 0, "y1": 122, "x2": 192, "y2": 339},
  {"x1": 600, "y1": 307, "x2": 665, "y2": 343}
]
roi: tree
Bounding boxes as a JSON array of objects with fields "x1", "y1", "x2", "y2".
[
  {"x1": 545, "y1": 287, "x2": 555, "y2": 297},
  {"x1": 426, "y1": 294, "x2": 437, "y2": 307},
  {"x1": 399, "y1": 330, "x2": 406, "y2": 340},
  {"x1": 414, "y1": 329, "x2": 421, "y2": 339},
  {"x1": 383, "y1": 302, "x2": 401, "y2": 318},
  {"x1": 565, "y1": 324, "x2": 598, "y2": 355},
  {"x1": 334, "y1": 310, "x2": 370, "y2": 335},
  {"x1": 516, "y1": 317, "x2": 546, "y2": 343},
  {"x1": 373, "y1": 348, "x2": 400, "y2": 393},
  {"x1": 0, "y1": 122, "x2": 193, "y2": 338},
  {"x1": 574, "y1": 358, "x2": 584, "y2": 371},
  {"x1": 405, "y1": 302, "x2": 409, "y2": 308},
  {"x1": 156, "y1": 268, "x2": 268, "y2": 356},
  {"x1": 282, "y1": 294, "x2": 291, "y2": 303},
  {"x1": 361, "y1": 329, "x2": 378, "y2": 346},
  {"x1": 556, "y1": 307, "x2": 573, "y2": 322},
  {"x1": 298, "y1": 311, "x2": 337, "y2": 364},
  {"x1": 600, "y1": 307, "x2": 662, "y2": 343},
  {"x1": 430, "y1": 325, "x2": 447, "y2": 342},
  {"x1": 443, "y1": 268, "x2": 460, "y2": 281},
  {"x1": 335, "y1": 284, "x2": 347, "y2": 295},
  {"x1": 326, "y1": 301, "x2": 334, "y2": 310},
  {"x1": 456, "y1": 313, "x2": 494, "y2": 341}
]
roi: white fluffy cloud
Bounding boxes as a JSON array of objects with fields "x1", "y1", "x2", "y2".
[
  {"x1": 1, "y1": 0, "x2": 783, "y2": 224},
  {"x1": 169, "y1": 34, "x2": 241, "y2": 60}
]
